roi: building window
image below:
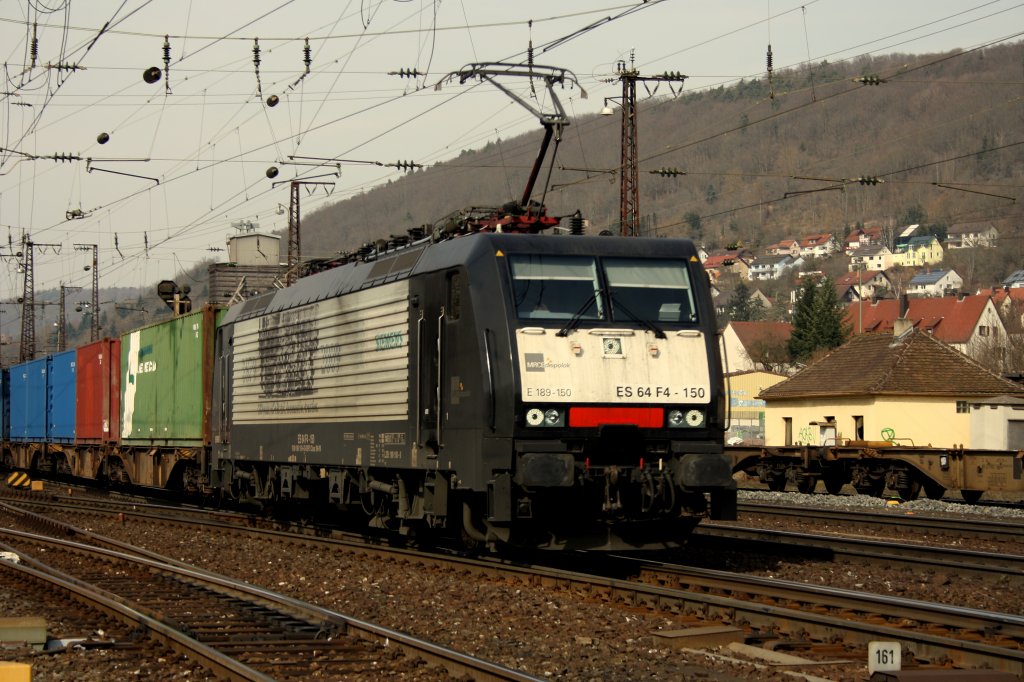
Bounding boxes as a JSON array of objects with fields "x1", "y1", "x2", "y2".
[
  {"x1": 853, "y1": 415, "x2": 864, "y2": 440},
  {"x1": 956, "y1": 401, "x2": 969, "y2": 413},
  {"x1": 783, "y1": 417, "x2": 793, "y2": 446},
  {"x1": 978, "y1": 326, "x2": 990, "y2": 337}
]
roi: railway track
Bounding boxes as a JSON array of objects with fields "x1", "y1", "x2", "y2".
[
  {"x1": 2, "y1": 492, "x2": 1022, "y2": 676},
  {"x1": 736, "y1": 499, "x2": 1024, "y2": 544},
  {"x1": 691, "y1": 522, "x2": 1024, "y2": 581},
  {"x1": 0, "y1": 502, "x2": 540, "y2": 681}
]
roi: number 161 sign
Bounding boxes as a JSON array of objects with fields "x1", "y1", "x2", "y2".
[{"x1": 868, "y1": 641, "x2": 902, "y2": 674}]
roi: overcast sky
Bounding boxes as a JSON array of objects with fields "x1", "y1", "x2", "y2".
[{"x1": 0, "y1": 0, "x2": 1021, "y2": 307}]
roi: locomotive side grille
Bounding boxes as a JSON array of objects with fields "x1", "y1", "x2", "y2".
[{"x1": 230, "y1": 280, "x2": 411, "y2": 424}]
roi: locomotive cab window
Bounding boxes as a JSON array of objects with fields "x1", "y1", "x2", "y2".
[
  {"x1": 604, "y1": 258, "x2": 696, "y2": 323},
  {"x1": 510, "y1": 255, "x2": 603, "y2": 320}
]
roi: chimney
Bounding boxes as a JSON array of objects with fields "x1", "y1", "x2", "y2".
[{"x1": 894, "y1": 294, "x2": 913, "y2": 338}]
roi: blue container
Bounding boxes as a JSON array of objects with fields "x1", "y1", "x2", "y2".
[
  {"x1": 0, "y1": 368, "x2": 8, "y2": 442},
  {"x1": 10, "y1": 358, "x2": 47, "y2": 442},
  {"x1": 48, "y1": 350, "x2": 77, "y2": 443}
]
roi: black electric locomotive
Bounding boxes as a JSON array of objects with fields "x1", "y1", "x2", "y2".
[{"x1": 210, "y1": 211, "x2": 736, "y2": 550}]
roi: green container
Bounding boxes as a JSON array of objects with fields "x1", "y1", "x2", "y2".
[{"x1": 120, "y1": 305, "x2": 220, "y2": 446}]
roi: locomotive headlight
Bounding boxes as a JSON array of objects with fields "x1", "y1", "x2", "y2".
[
  {"x1": 684, "y1": 409, "x2": 705, "y2": 427},
  {"x1": 526, "y1": 408, "x2": 545, "y2": 426},
  {"x1": 667, "y1": 410, "x2": 685, "y2": 427},
  {"x1": 544, "y1": 408, "x2": 564, "y2": 426}
]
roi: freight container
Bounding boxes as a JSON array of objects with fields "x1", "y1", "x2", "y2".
[
  {"x1": 47, "y1": 350, "x2": 76, "y2": 443},
  {"x1": 76, "y1": 338, "x2": 120, "y2": 444},
  {"x1": 120, "y1": 305, "x2": 219, "y2": 447},
  {"x1": 9, "y1": 358, "x2": 47, "y2": 442},
  {"x1": 0, "y1": 368, "x2": 8, "y2": 443}
]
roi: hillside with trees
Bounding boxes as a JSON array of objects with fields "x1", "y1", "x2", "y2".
[
  {"x1": 38, "y1": 41, "x2": 1024, "y2": 353},
  {"x1": 297, "y1": 42, "x2": 1023, "y2": 273}
]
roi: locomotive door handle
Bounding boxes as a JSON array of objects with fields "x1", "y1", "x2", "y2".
[
  {"x1": 416, "y1": 312, "x2": 425, "y2": 446},
  {"x1": 483, "y1": 329, "x2": 495, "y2": 432},
  {"x1": 436, "y1": 306, "x2": 445, "y2": 448}
]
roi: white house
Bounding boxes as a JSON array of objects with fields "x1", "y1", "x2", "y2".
[
  {"x1": 947, "y1": 221, "x2": 999, "y2": 249},
  {"x1": 748, "y1": 255, "x2": 803, "y2": 281},
  {"x1": 849, "y1": 244, "x2": 893, "y2": 272},
  {"x1": 908, "y1": 269, "x2": 963, "y2": 298}
]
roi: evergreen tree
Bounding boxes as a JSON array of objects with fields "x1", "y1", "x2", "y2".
[
  {"x1": 726, "y1": 281, "x2": 764, "y2": 322},
  {"x1": 788, "y1": 276, "x2": 849, "y2": 361}
]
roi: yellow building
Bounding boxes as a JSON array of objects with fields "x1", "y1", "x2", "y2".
[
  {"x1": 759, "y1": 329, "x2": 1024, "y2": 448},
  {"x1": 892, "y1": 235, "x2": 943, "y2": 267}
]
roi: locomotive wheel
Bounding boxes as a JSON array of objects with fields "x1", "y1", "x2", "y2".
[
  {"x1": 796, "y1": 477, "x2": 817, "y2": 494},
  {"x1": 765, "y1": 476, "x2": 786, "y2": 492},
  {"x1": 960, "y1": 489, "x2": 983, "y2": 504},
  {"x1": 924, "y1": 482, "x2": 946, "y2": 500}
]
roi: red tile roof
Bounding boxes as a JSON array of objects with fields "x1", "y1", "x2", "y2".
[
  {"x1": 759, "y1": 330, "x2": 1024, "y2": 399},
  {"x1": 844, "y1": 295, "x2": 993, "y2": 344},
  {"x1": 703, "y1": 254, "x2": 742, "y2": 269},
  {"x1": 980, "y1": 287, "x2": 1024, "y2": 305},
  {"x1": 729, "y1": 321, "x2": 793, "y2": 351}
]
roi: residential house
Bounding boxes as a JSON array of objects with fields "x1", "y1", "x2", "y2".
[
  {"x1": 834, "y1": 270, "x2": 890, "y2": 301},
  {"x1": 894, "y1": 223, "x2": 923, "y2": 250},
  {"x1": 798, "y1": 233, "x2": 839, "y2": 259},
  {"x1": 981, "y1": 286, "x2": 1024, "y2": 320},
  {"x1": 947, "y1": 221, "x2": 999, "y2": 249},
  {"x1": 702, "y1": 253, "x2": 751, "y2": 282},
  {"x1": 843, "y1": 225, "x2": 884, "y2": 254},
  {"x1": 758, "y1": 329, "x2": 1024, "y2": 449},
  {"x1": 848, "y1": 244, "x2": 893, "y2": 272},
  {"x1": 893, "y1": 235, "x2": 943, "y2": 267},
  {"x1": 725, "y1": 369, "x2": 789, "y2": 444},
  {"x1": 713, "y1": 286, "x2": 772, "y2": 319},
  {"x1": 844, "y1": 294, "x2": 1008, "y2": 370},
  {"x1": 1003, "y1": 270, "x2": 1024, "y2": 289},
  {"x1": 907, "y1": 269, "x2": 963, "y2": 298},
  {"x1": 721, "y1": 321, "x2": 794, "y2": 374},
  {"x1": 748, "y1": 254, "x2": 803, "y2": 281},
  {"x1": 766, "y1": 240, "x2": 800, "y2": 257}
]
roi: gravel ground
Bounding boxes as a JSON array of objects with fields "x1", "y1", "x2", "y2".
[{"x1": 2, "y1": 489, "x2": 1021, "y2": 681}]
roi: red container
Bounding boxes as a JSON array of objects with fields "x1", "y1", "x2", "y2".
[{"x1": 76, "y1": 338, "x2": 121, "y2": 444}]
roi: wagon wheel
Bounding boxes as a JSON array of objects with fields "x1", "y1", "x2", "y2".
[
  {"x1": 960, "y1": 489, "x2": 983, "y2": 504},
  {"x1": 822, "y1": 475, "x2": 845, "y2": 495},
  {"x1": 923, "y1": 482, "x2": 946, "y2": 501},
  {"x1": 765, "y1": 476, "x2": 786, "y2": 492},
  {"x1": 796, "y1": 477, "x2": 817, "y2": 494}
]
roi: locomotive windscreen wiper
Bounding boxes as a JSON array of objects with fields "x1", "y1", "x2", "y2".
[
  {"x1": 608, "y1": 293, "x2": 666, "y2": 339},
  {"x1": 556, "y1": 291, "x2": 601, "y2": 337}
]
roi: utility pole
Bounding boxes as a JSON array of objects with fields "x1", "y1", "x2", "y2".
[
  {"x1": 603, "y1": 53, "x2": 686, "y2": 236},
  {"x1": 274, "y1": 178, "x2": 335, "y2": 286},
  {"x1": 58, "y1": 284, "x2": 82, "y2": 351},
  {"x1": 288, "y1": 180, "x2": 300, "y2": 286},
  {"x1": 74, "y1": 243, "x2": 100, "y2": 341},
  {"x1": 19, "y1": 237, "x2": 61, "y2": 362}
]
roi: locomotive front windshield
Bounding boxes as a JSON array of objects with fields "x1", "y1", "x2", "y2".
[
  {"x1": 511, "y1": 255, "x2": 603, "y2": 320},
  {"x1": 605, "y1": 258, "x2": 697, "y2": 323},
  {"x1": 509, "y1": 254, "x2": 697, "y2": 324}
]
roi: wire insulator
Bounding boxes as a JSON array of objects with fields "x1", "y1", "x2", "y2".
[
  {"x1": 303, "y1": 37, "x2": 311, "y2": 74},
  {"x1": 253, "y1": 38, "x2": 263, "y2": 96},
  {"x1": 163, "y1": 35, "x2": 172, "y2": 93},
  {"x1": 766, "y1": 43, "x2": 773, "y2": 72},
  {"x1": 30, "y1": 22, "x2": 39, "y2": 67}
]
